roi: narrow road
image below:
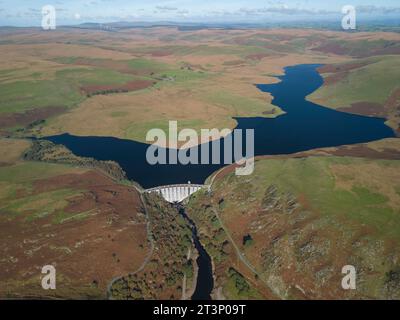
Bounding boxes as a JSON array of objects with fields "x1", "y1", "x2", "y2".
[
  {"x1": 212, "y1": 208, "x2": 258, "y2": 275},
  {"x1": 211, "y1": 206, "x2": 277, "y2": 295},
  {"x1": 208, "y1": 171, "x2": 268, "y2": 284}
]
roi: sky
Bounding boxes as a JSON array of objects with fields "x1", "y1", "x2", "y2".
[{"x1": 0, "y1": 0, "x2": 400, "y2": 26}]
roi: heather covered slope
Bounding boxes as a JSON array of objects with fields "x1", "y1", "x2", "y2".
[
  {"x1": 308, "y1": 56, "x2": 400, "y2": 133},
  {"x1": 0, "y1": 138, "x2": 197, "y2": 299},
  {"x1": 187, "y1": 156, "x2": 400, "y2": 299},
  {"x1": 0, "y1": 138, "x2": 150, "y2": 298}
]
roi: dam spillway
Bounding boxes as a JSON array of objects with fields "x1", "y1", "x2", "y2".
[{"x1": 145, "y1": 184, "x2": 205, "y2": 203}]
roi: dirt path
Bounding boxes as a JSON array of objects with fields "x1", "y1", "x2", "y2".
[
  {"x1": 211, "y1": 207, "x2": 279, "y2": 297},
  {"x1": 181, "y1": 274, "x2": 187, "y2": 300},
  {"x1": 212, "y1": 208, "x2": 258, "y2": 274}
]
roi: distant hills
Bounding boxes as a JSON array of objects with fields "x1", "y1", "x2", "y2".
[
  {"x1": 67, "y1": 19, "x2": 400, "y2": 32},
  {"x1": 2, "y1": 18, "x2": 399, "y2": 32}
]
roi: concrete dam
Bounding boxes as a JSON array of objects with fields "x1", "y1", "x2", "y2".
[{"x1": 145, "y1": 183, "x2": 205, "y2": 203}]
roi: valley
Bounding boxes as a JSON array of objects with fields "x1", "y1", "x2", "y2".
[{"x1": 0, "y1": 24, "x2": 399, "y2": 300}]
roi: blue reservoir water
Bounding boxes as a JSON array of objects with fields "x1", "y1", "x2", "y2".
[{"x1": 45, "y1": 64, "x2": 395, "y2": 189}]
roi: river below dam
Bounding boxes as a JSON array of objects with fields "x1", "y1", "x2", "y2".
[{"x1": 178, "y1": 206, "x2": 214, "y2": 300}]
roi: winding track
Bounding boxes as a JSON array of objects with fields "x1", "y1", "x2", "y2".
[{"x1": 106, "y1": 191, "x2": 155, "y2": 299}]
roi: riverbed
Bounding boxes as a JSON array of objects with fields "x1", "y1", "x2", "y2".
[{"x1": 45, "y1": 64, "x2": 395, "y2": 189}]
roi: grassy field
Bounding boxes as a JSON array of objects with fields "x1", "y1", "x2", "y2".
[
  {"x1": 0, "y1": 161, "x2": 88, "y2": 222},
  {"x1": 205, "y1": 90, "x2": 284, "y2": 118},
  {"x1": 211, "y1": 156, "x2": 400, "y2": 240},
  {"x1": 0, "y1": 79, "x2": 81, "y2": 114},
  {"x1": 309, "y1": 55, "x2": 400, "y2": 109},
  {"x1": 0, "y1": 66, "x2": 140, "y2": 114},
  {"x1": 0, "y1": 139, "x2": 31, "y2": 163}
]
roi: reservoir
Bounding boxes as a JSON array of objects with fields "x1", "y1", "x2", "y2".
[{"x1": 45, "y1": 64, "x2": 395, "y2": 189}]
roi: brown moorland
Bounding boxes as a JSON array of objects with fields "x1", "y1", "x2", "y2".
[{"x1": 0, "y1": 138, "x2": 149, "y2": 299}]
